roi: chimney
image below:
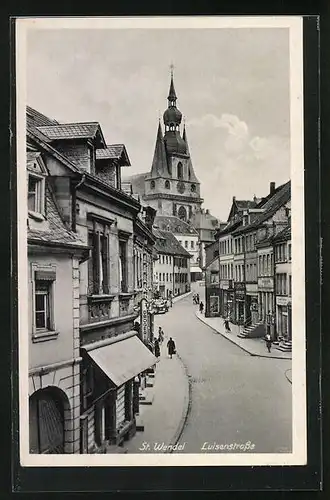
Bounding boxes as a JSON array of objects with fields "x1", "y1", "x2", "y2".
[{"x1": 270, "y1": 182, "x2": 276, "y2": 195}]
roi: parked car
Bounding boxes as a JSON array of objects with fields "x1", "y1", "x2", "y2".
[{"x1": 153, "y1": 298, "x2": 169, "y2": 314}]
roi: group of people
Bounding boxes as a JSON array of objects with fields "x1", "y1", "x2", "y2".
[
  {"x1": 192, "y1": 293, "x2": 200, "y2": 304},
  {"x1": 154, "y1": 326, "x2": 176, "y2": 359}
]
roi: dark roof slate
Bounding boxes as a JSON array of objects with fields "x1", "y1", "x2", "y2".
[
  {"x1": 37, "y1": 122, "x2": 101, "y2": 141},
  {"x1": 28, "y1": 187, "x2": 87, "y2": 248},
  {"x1": 154, "y1": 215, "x2": 198, "y2": 235},
  {"x1": 273, "y1": 224, "x2": 291, "y2": 243},
  {"x1": 154, "y1": 229, "x2": 191, "y2": 257},
  {"x1": 96, "y1": 144, "x2": 130, "y2": 165},
  {"x1": 233, "y1": 181, "x2": 291, "y2": 235},
  {"x1": 26, "y1": 106, "x2": 59, "y2": 127}
]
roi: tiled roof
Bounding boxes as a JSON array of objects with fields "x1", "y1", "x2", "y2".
[
  {"x1": 154, "y1": 215, "x2": 198, "y2": 235},
  {"x1": 236, "y1": 200, "x2": 258, "y2": 210},
  {"x1": 273, "y1": 224, "x2": 291, "y2": 243},
  {"x1": 36, "y1": 122, "x2": 101, "y2": 141},
  {"x1": 154, "y1": 229, "x2": 191, "y2": 257},
  {"x1": 28, "y1": 186, "x2": 87, "y2": 248},
  {"x1": 233, "y1": 181, "x2": 291, "y2": 234},
  {"x1": 96, "y1": 144, "x2": 131, "y2": 166},
  {"x1": 27, "y1": 106, "x2": 59, "y2": 127}
]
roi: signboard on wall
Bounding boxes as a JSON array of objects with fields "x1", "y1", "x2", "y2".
[
  {"x1": 258, "y1": 277, "x2": 274, "y2": 290},
  {"x1": 140, "y1": 298, "x2": 149, "y2": 342},
  {"x1": 209, "y1": 295, "x2": 220, "y2": 316},
  {"x1": 276, "y1": 296, "x2": 289, "y2": 306}
]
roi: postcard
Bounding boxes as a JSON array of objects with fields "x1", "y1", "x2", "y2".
[{"x1": 16, "y1": 15, "x2": 306, "y2": 468}]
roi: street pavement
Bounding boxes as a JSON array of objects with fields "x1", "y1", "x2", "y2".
[{"x1": 152, "y1": 283, "x2": 292, "y2": 454}]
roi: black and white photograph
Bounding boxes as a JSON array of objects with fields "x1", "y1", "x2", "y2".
[{"x1": 16, "y1": 16, "x2": 306, "y2": 468}]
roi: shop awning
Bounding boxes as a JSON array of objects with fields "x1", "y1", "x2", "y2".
[
  {"x1": 190, "y1": 266, "x2": 203, "y2": 273},
  {"x1": 86, "y1": 334, "x2": 157, "y2": 387}
]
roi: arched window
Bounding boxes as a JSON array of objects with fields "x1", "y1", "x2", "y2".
[
  {"x1": 177, "y1": 162, "x2": 183, "y2": 179},
  {"x1": 191, "y1": 184, "x2": 196, "y2": 192},
  {"x1": 165, "y1": 180, "x2": 170, "y2": 189},
  {"x1": 150, "y1": 180, "x2": 155, "y2": 189},
  {"x1": 178, "y1": 206, "x2": 187, "y2": 221}
]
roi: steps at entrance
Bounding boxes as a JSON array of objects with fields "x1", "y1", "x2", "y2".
[
  {"x1": 237, "y1": 322, "x2": 265, "y2": 339},
  {"x1": 276, "y1": 339, "x2": 292, "y2": 352}
]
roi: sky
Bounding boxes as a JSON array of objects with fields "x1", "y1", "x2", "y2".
[{"x1": 26, "y1": 26, "x2": 291, "y2": 221}]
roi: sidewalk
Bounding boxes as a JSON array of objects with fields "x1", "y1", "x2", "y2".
[
  {"x1": 121, "y1": 342, "x2": 190, "y2": 453},
  {"x1": 172, "y1": 289, "x2": 192, "y2": 304},
  {"x1": 195, "y1": 311, "x2": 292, "y2": 360}
]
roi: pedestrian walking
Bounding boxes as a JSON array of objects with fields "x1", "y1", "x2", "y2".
[
  {"x1": 154, "y1": 338, "x2": 160, "y2": 358},
  {"x1": 199, "y1": 301, "x2": 204, "y2": 314},
  {"x1": 224, "y1": 319, "x2": 231, "y2": 332},
  {"x1": 167, "y1": 337, "x2": 176, "y2": 359},
  {"x1": 158, "y1": 326, "x2": 164, "y2": 344},
  {"x1": 196, "y1": 293, "x2": 200, "y2": 304},
  {"x1": 265, "y1": 333, "x2": 272, "y2": 353}
]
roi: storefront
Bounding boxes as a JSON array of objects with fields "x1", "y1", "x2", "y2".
[
  {"x1": 276, "y1": 296, "x2": 290, "y2": 339},
  {"x1": 234, "y1": 283, "x2": 245, "y2": 324},
  {"x1": 81, "y1": 331, "x2": 157, "y2": 450},
  {"x1": 245, "y1": 284, "x2": 258, "y2": 325},
  {"x1": 257, "y1": 277, "x2": 274, "y2": 323}
]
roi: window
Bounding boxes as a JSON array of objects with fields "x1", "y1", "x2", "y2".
[
  {"x1": 185, "y1": 241, "x2": 188, "y2": 248},
  {"x1": 165, "y1": 180, "x2": 170, "y2": 189},
  {"x1": 191, "y1": 184, "x2": 196, "y2": 192},
  {"x1": 150, "y1": 180, "x2": 155, "y2": 189},
  {"x1": 289, "y1": 275, "x2": 292, "y2": 296},
  {"x1": 88, "y1": 231, "x2": 110, "y2": 294},
  {"x1": 119, "y1": 239, "x2": 128, "y2": 293},
  {"x1": 177, "y1": 162, "x2": 183, "y2": 179},
  {"x1": 166, "y1": 273, "x2": 169, "y2": 282},
  {"x1": 288, "y1": 243, "x2": 292, "y2": 261},
  {"x1": 170, "y1": 274, "x2": 172, "y2": 282},
  {"x1": 35, "y1": 280, "x2": 52, "y2": 330},
  {"x1": 28, "y1": 174, "x2": 44, "y2": 214}
]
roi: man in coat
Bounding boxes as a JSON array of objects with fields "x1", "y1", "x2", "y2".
[{"x1": 167, "y1": 337, "x2": 176, "y2": 359}]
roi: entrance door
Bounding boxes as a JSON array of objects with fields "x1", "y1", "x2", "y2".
[{"x1": 29, "y1": 388, "x2": 65, "y2": 454}]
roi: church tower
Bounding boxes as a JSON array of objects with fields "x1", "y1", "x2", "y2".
[{"x1": 144, "y1": 69, "x2": 203, "y2": 222}]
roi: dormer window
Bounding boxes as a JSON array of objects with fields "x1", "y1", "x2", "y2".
[{"x1": 28, "y1": 173, "x2": 45, "y2": 216}]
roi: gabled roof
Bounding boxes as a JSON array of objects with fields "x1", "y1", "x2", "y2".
[
  {"x1": 27, "y1": 106, "x2": 59, "y2": 127},
  {"x1": 233, "y1": 181, "x2": 291, "y2": 235},
  {"x1": 96, "y1": 144, "x2": 131, "y2": 166},
  {"x1": 36, "y1": 122, "x2": 106, "y2": 148},
  {"x1": 154, "y1": 229, "x2": 191, "y2": 258},
  {"x1": 273, "y1": 224, "x2": 291, "y2": 243},
  {"x1": 236, "y1": 200, "x2": 258, "y2": 210},
  {"x1": 154, "y1": 215, "x2": 198, "y2": 235}
]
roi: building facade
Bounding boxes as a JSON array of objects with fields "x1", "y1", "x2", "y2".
[
  {"x1": 27, "y1": 136, "x2": 89, "y2": 455},
  {"x1": 153, "y1": 229, "x2": 191, "y2": 298},
  {"x1": 274, "y1": 225, "x2": 292, "y2": 342},
  {"x1": 27, "y1": 107, "x2": 157, "y2": 453},
  {"x1": 154, "y1": 215, "x2": 201, "y2": 281},
  {"x1": 205, "y1": 181, "x2": 291, "y2": 339}
]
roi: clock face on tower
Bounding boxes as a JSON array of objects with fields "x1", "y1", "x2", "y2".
[{"x1": 177, "y1": 181, "x2": 185, "y2": 194}]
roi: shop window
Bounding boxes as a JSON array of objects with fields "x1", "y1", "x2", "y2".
[
  {"x1": 28, "y1": 174, "x2": 45, "y2": 215},
  {"x1": 88, "y1": 231, "x2": 110, "y2": 295}
]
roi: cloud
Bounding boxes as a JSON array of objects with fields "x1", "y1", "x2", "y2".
[{"x1": 186, "y1": 113, "x2": 290, "y2": 219}]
